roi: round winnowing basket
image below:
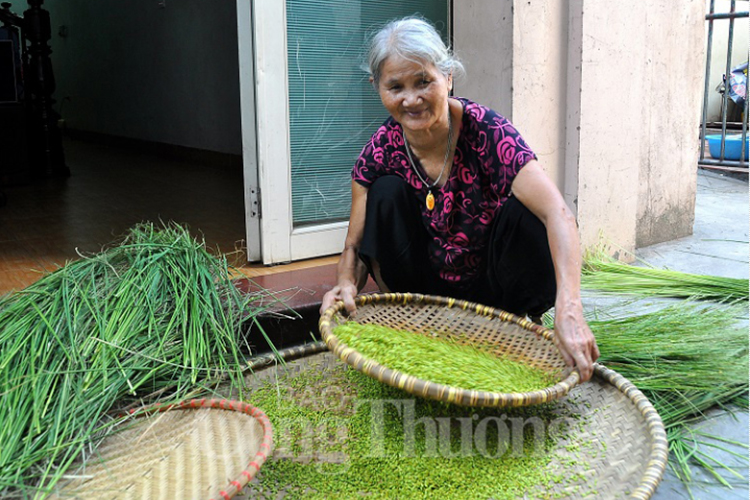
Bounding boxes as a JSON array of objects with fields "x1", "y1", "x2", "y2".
[
  {"x1": 242, "y1": 343, "x2": 668, "y2": 500},
  {"x1": 50, "y1": 399, "x2": 273, "y2": 500},
  {"x1": 320, "y1": 292, "x2": 580, "y2": 408}
]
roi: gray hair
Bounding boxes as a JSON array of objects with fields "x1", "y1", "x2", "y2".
[{"x1": 366, "y1": 16, "x2": 465, "y2": 86}]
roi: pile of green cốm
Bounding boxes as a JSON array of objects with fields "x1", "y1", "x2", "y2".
[
  {"x1": 247, "y1": 359, "x2": 593, "y2": 500},
  {"x1": 333, "y1": 322, "x2": 557, "y2": 394},
  {"x1": 0, "y1": 223, "x2": 274, "y2": 499},
  {"x1": 581, "y1": 249, "x2": 749, "y2": 301}
]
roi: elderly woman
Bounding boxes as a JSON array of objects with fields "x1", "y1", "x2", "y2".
[{"x1": 320, "y1": 17, "x2": 599, "y2": 381}]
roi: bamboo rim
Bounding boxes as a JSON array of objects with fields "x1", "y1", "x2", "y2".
[
  {"x1": 250, "y1": 342, "x2": 669, "y2": 500},
  {"x1": 122, "y1": 398, "x2": 274, "y2": 500},
  {"x1": 592, "y1": 364, "x2": 670, "y2": 500},
  {"x1": 319, "y1": 292, "x2": 581, "y2": 408}
]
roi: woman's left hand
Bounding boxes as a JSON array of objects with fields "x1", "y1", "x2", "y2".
[
  {"x1": 511, "y1": 160, "x2": 599, "y2": 382},
  {"x1": 552, "y1": 298, "x2": 599, "y2": 382}
]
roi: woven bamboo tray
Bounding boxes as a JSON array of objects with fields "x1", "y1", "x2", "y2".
[
  {"x1": 242, "y1": 343, "x2": 669, "y2": 500},
  {"x1": 320, "y1": 292, "x2": 580, "y2": 408},
  {"x1": 50, "y1": 399, "x2": 273, "y2": 500}
]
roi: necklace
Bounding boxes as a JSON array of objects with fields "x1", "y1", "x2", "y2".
[{"x1": 403, "y1": 109, "x2": 453, "y2": 211}]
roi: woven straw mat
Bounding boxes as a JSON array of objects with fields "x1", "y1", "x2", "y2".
[
  {"x1": 51, "y1": 402, "x2": 270, "y2": 500},
  {"x1": 320, "y1": 293, "x2": 580, "y2": 407},
  {"x1": 241, "y1": 343, "x2": 667, "y2": 500}
]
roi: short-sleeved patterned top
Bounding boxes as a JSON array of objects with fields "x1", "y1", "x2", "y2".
[{"x1": 352, "y1": 97, "x2": 537, "y2": 290}]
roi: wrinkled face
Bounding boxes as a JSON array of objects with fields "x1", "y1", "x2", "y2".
[{"x1": 377, "y1": 55, "x2": 453, "y2": 134}]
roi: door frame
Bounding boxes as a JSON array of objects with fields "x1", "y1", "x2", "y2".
[
  {"x1": 237, "y1": 0, "x2": 261, "y2": 261},
  {"x1": 250, "y1": 0, "x2": 348, "y2": 265}
]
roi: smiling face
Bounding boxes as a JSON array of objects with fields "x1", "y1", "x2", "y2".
[{"x1": 376, "y1": 55, "x2": 453, "y2": 135}]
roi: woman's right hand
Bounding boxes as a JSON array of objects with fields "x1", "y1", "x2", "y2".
[
  {"x1": 321, "y1": 181, "x2": 369, "y2": 317},
  {"x1": 320, "y1": 281, "x2": 359, "y2": 316}
]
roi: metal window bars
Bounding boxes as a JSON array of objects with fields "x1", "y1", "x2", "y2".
[{"x1": 699, "y1": 0, "x2": 749, "y2": 173}]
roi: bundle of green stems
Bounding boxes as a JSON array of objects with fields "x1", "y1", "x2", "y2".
[
  {"x1": 0, "y1": 223, "x2": 271, "y2": 498},
  {"x1": 582, "y1": 249, "x2": 748, "y2": 302},
  {"x1": 548, "y1": 300, "x2": 748, "y2": 491}
]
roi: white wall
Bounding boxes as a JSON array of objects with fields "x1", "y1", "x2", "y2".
[{"x1": 43, "y1": 0, "x2": 242, "y2": 155}]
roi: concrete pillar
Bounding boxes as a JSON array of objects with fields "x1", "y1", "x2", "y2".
[
  {"x1": 454, "y1": 0, "x2": 705, "y2": 258},
  {"x1": 634, "y1": 1, "x2": 704, "y2": 248},
  {"x1": 569, "y1": 0, "x2": 648, "y2": 255},
  {"x1": 452, "y1": 1, "x2": 513, "y2": 118},
  {"x1": 511, "y1": 0, "x2": 569, "y2": 191}
]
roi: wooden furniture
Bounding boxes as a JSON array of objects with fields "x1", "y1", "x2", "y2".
[{"x1": 0, "y1": 0, "x2": 67, "y2": 192}]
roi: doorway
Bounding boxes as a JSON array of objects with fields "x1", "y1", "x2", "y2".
[{"x1": 243, "y1": 0, "x2": 450, "y2": 264}]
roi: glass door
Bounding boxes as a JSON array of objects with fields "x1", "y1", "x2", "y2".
[{"x1": 250, "y1": 0, "x2": 449, "y2": 264}]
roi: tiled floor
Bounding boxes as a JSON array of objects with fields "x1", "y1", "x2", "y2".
[{"x1": 0, "y1": 138, "x2": 340, "y2": 298}]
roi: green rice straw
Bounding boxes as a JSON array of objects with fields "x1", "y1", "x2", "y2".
[
  {"x1": 0, "y1": 222, "x2": 278, "y2": 498},
  {"x1": 545, "y1": 300, "x2": 749, "y2": 489},
  {"x1": 581, "y1": 248, "x2": 748, "y2": 301}
]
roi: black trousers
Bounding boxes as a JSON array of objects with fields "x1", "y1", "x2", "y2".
[{"x1": 358, "y1": 176, "x2": 556, "y2": 316}]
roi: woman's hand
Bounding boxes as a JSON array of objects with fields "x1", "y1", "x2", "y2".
[
  {"x1": 320, "y1": 281, "x2": 359, "y2": 316},
  {"x1": 320, "y1": 181, "x2": 369, "y2": 317},
  {"x1": 553, "y1": 298, "x2": 599, "y2": 382},
  {"x1": 511, "y1": 161, "x2": 599, "y2": 382}
]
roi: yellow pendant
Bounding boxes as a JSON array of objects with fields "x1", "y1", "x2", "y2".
[{"x1": 426, "y1": 191, "x2": 435, "y2": 210}]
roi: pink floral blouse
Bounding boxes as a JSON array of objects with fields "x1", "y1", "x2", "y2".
[{"x1": 352, "y1": 97, "x2": 537, "y2": 290}]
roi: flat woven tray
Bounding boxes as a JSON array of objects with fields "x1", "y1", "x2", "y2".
[
  {"x1": 320, "y1": 292, "x2": 580, "y2": 407},
  {"x1": 242, "y1": 343, "x2": 668, "y2": 500},
  {"x1": 50, "y1": 399, "x2": 273, "y2": 500}
]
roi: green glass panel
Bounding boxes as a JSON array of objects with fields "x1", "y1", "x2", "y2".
[{"x1": 286, "y1": 0, "x2": 449, "y2": 226}]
